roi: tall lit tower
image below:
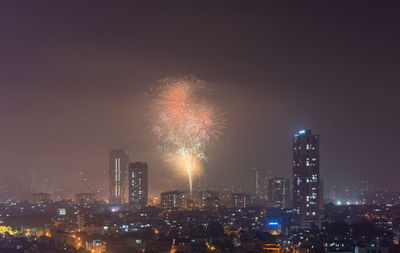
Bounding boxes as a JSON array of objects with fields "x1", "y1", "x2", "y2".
[
  {"x1": 292, "y1": 129, "x2": 321, "y2": 228},
  {"x1": 109, "y1": 149, "x2": 129, "y2": 203},
  {"x1": 128, "y1": 162, "x2": 148, "y2": 208}
]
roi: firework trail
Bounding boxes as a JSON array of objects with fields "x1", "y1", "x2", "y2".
[{"x1": 150, "y1": 76, "x2": 223, "y2": 196}]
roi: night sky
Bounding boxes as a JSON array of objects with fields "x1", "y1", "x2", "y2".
[{"x1": 1, "y1": 1, "x2": 399, "y2": 195}]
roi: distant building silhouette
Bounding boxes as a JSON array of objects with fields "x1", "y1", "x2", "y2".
[
  {"x1": 231, "y1": 193, "x2": 250, "y2": 208},
  {"x1": 109, "y1": 149, "x2": 129, "y2": 203},
  {"x1": 253, "y1": 168, "x2": 275, "y2": 201},
  {"x1": 361, "y1": 180, "x2": 370, "y2": 192},
  {"x1": 268, "y1": 177, "x2": 290, "y2": 208},
  {"x1": 128, "y1": 162, "x2": 148, "y2": 208},
  {"x1": 75, "y1": 192, "x2": 95, "y2": 205},
  {"x1": 77, "y1": 169, "x2": 91, "y2": 193},
  {"x1": 32, "y1": 192, "x2": 51, "y2": 204},
  {"x1": 292, "y1": 129, "x2": 321, "y2": 228}
]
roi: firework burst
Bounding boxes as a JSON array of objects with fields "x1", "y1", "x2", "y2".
[{"x1": 150, "y1": 76, "x2": 223, "y2": 196}]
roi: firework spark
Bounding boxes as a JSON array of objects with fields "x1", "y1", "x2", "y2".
[{"x1": 150, "y1": 76, "x2": 222, "y2": 196}]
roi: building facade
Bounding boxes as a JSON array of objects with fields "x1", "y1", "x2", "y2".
[
  {"x1": 128, "y1": 162, "x2": 148, "y2": 208},
  {"x1": 292, "y1": 129, "x2": 321, "y2": 228},
  {"x1": 268, "y1": 177, "x2": 290, "y2": 208},
  {"x1": 231, "y1": 193, "x2": 250, "y2": 208},
  {"x1": 198, "y1": 190, "x2": 220, "y2": 209},
  {"x1": 109, "y1": 149, "x2": 129, "y2": 203},
  {"x1": 160, "y1": 190, "x2": 186, "y2": 210}
]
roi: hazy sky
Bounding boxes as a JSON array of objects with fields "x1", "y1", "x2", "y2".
[{"x1": 0, "y1": 1, "x2": 399, "y2": 195}]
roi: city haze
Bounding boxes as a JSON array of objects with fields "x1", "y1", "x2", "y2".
[{"x1": 0, "y1": 1, "x2": 400, "y2": 198}]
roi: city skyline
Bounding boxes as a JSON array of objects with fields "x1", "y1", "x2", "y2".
[
  {"x1": 0, "y1": 2, "x2": 400, "y2": 252},
  {"x1": 0, "y1": 1, "x2": 399, "y2": 197},
  {"x1": 2, "y1": 128, "x2": 398, "y2": 204}
]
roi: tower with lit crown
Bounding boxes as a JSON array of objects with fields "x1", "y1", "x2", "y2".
[{"x1": 292, "y1": 129, "x2": 321, "y2": 228}]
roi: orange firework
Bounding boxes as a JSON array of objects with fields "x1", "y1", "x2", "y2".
[{"x1": 151, "y1": 76, "x2": 223, "y2": 195}]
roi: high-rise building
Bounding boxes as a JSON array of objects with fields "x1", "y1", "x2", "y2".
[
  {"x1": 292, "y1": 129, "x2": 321, "y2": 228},
  {"x1": 268, "y1": 177, "x2": 290, "y2": 208},
  {"x1": 319, "y1": 179, "x2": 324, "y2": 210},
  {"x1": 160, "y1": 190, "x2": 186, "y2": 210},
  {"x1": 109, "y1": 149, "x2": 129, "y2": 203},
  {"x1": 198, "y1": 190, "x2": 220, "y2": 209},
  {"x1": 327, "y1": 185, "x2": 337, "y2": 201},
  {"x1": 231, "y1": 193, "x2": 250, "y2": 208},
  {"x1": 253, "y1": 168, "x2": 275, "y2": 200},
  {"x1": 361, "y1": 180, "x2": 370, "y2": 192},
  {"x1": 77, "y1": 169, "x2": 90, "y2": 193},
  {"x1": 128, "y1": 162, "x2": 148, "y2": 208},
  {"x1": 18, "y1": 171, "x2": 37, "y2": 201}
]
